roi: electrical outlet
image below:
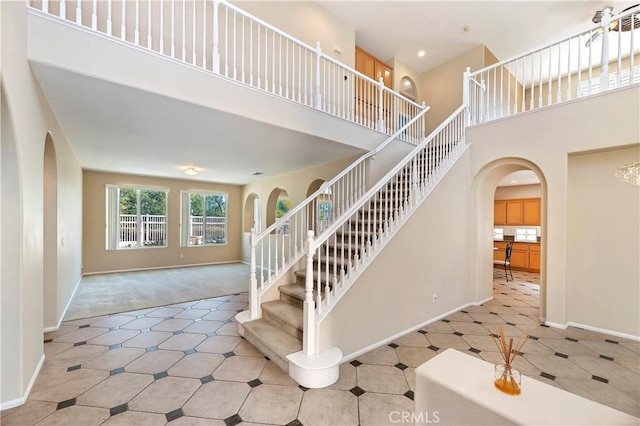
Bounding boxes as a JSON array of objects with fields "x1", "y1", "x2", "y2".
[{"x1": 432, "y1": 293, "x2": 438, "y2": 302}]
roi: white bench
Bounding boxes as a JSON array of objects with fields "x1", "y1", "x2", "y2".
[{"x1": 414, "y1": 348, "x2": 638, "y2": 425}]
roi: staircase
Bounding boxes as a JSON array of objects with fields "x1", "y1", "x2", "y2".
[{"x1": 242, "y1": 163, "x2": 416, "y2": 372}]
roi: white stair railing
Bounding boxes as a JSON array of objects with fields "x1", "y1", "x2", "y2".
[
  {"x1": 464, "y1": 5, "x2": 640, "y2": 125},
  {"x1": 28, "y1": 0, "x2": 425, "y2": 140},
  {"x1": 248, "y1": 105, "x2": 429, "y2": 319},
  {"x1": 303, "y1": 106, "x2": 468, "y2": 355}
]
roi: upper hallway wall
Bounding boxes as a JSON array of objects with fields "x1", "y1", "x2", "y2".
[
  {"x1": 234, "y1": 1, "x2": 356, "y2": 68},
  {"x1": 420, "y1": 46, "x2": 485, "y2": 134}
]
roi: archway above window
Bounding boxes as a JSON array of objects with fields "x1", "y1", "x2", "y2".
[{"x1": 399, "y1": 76, "x2": 417, "y2": 101}]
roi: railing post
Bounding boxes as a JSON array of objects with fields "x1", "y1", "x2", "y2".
[
  {"x1": 43, "y1": 0, "x2": 49, "y2": 13},
  {"x1": 75, "y1": 0, "x2": 81, "y2": 24},
  {"x1": 59, "y1": 0, "x2": 66, "y2": 18},
  {"x1": 421, "y1": 101, "x2": 427, "y2": 139},
  {"x1": 377, "y1": 77, "x2": 385, "y2": 132},
  {"x1": 249, "y1": 228, "x2": 260, "y2": 319},
  {"x1": 462, "y1": 67, "x2": 471, "y2": 125},
  {"x1": 303, "y1": 230, "x2": 317, "y2": 355},
  {"x1": 599, "y1": 7, "x2": 612, "y2": 92},
  {"x1": 314, "y1": 42, "x2": 323, "y2": 110},
  {"x1": 212, "y1": 0, "x2": 220, "y2": 73}
]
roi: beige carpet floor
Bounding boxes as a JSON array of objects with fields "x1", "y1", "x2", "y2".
[{"x1": 64, "y1": 263, "x2": 249, "y2": 320}]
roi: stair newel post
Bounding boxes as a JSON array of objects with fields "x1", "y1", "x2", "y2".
[
  {"x1": 314, "y1": 42, "x2": 323, "y2": 110},
  {"x1": 303, "y1": 230, "x2": 317, "y2": 355},
  {"x1": 377, "y1": 77, "x2": 385, "y2": 132},
  {"x1": 249, "y1": 228, "x2": 260, "y2": 319},
  {"x1": 462, "y1": 67, "x2": 471, "y2": 125},
  {"x1": 599, "y1": 7, "x2": 612, "y2": 92},
  {"x1": 212, "y1": 0, "x2": 221, "y2": 74}
]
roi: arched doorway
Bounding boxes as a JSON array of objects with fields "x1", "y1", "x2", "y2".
[
  {"x1": 471, "y1": 158, "x2": 548, "y2": 322},
  {"x1": 43, "y1": 133, "x2": 58, "y2": 329},
  {"x1": 243, "y1": 193, "x2": 262, "y2": 233}
]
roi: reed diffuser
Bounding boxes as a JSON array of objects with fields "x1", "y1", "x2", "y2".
[{"x1": 492, "y1": 325, "x2": 529, "y2": 395}]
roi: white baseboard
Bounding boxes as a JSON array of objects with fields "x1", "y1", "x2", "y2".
[
  {"x1": 546, "y1": 320, "x2": 640, "y2": 342},
  {"x1": 544, "y1": 321, "x2": 568, "y2": 330},
  {"x1": 43, "y1": 276, "x2": 83, "y2": 333},
  {"x1": 474, "y1": 295, "x2": 494, "y2": 306},
  {"x1": 82, "y1": 260, "x2": 245, "y2": 276},
  {"x1": 0, "y1": 354, "x2": 45, "y2": 411},
  {"x1": 341, "y1": 301, "x2": 476, "y2": 363}
]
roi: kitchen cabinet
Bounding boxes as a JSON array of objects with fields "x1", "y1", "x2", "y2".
[
  {"x1": 529, "y1": 244, "x2": 541, "y2": 271},
  {"x1": 494, "y1": 198, "x2": 541, "y2": 226},
  {"x1": 510, "y1": 243, "x2": 529, "y2": 269},
  {"x1": 506, "y1": 200, "x2": 524, "y2": 225},
  {"x1": 523, "y1": 198, "x2": 541, "y2": 225},
  {"x1": 494, "y1": 200, "x2": 507, "y2": 226},
  {"x1": 492, "y1": 241, "x2": 540, "y2": 272}
]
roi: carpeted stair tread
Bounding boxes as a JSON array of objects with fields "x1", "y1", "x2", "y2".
[
  {"x1": 261, "y1": 300, "x2": 303, "y2": 339},
  {"x1": 243, "y1": 319, "x2": 302, "y2": 371}
]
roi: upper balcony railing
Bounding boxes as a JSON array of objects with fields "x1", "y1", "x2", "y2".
[
  {"x1": 29, "y1": 0, "x2": 426, "y2": 141},
  {"x1": 464, "y1": 5, "x2": 640, "y2": 126}
]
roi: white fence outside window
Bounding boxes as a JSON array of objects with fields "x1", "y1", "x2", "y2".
[{"x1": 119, "y1": 214, "x2": 167, "y2": 248}]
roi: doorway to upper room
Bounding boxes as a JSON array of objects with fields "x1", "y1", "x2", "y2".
[{"x1": 471, "y1": 159, "x2": 548, "y2": 323}]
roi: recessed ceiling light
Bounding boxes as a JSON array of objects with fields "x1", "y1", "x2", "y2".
[
  {"x1": 510, "y1": 180, "x2": 518, "y2": 184},
  {"x1": 184, "y1": 166, "x2": 199, "y2": 176},
  {"x1": 417, "y1": 50, "x2": 426, "y2": 58}
]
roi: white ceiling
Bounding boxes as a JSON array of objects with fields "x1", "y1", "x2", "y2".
[
  {"x1": 315, "y1": 1, "x2": 632, "y2": 73},
  {"x1": 497, "y1": 170, "x2": 540, "y2": 187},
  {"x1": 32, "y1": 63, "x2": 365, "y2": 185}
]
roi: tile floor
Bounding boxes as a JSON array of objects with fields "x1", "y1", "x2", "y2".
[{"x1": 2, "y1": 271, "x2": 639, "y2": 425}]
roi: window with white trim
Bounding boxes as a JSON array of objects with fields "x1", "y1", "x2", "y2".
[
  {"x1": 181, "y1": 191, "x2": 227, "y2": 246},
  {"x1": 106, "y1": 186, "x2": 168, "y2": 250},
  {"x1": 515, "y1": 227, "x2": 538, "y2": 242}
]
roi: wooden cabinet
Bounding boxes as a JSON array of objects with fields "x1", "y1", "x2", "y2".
[
  {"x1": 523, "y1": 198, "x2": 541, "y2": 226},
  {"x1": 529, "y1": 244, "x2": 541, "y2": 271},
  {"x1": 494, "y1": 201, "x2": 507, "y2": 226},
  {"x1": 356, "y1": 47, "x2": 393, "y2": 87},
  {"x1": 494, "y1": 198, "x2": 541, "y2": 226},
  {"x1": 506, "y1": 200, "x2": 523, "y2": 225},
  {"x1": 492, "y1": 241, "x2": 540, "y2": 272},
  {"x1": 355, "y1": 47, "x2": 393, "y2": 126},
  {"x1": 510, "y1": 243, "x2": 530, "y2": 269}
]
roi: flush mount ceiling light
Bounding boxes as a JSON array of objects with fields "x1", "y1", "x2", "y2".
[
  {"x1": 184, "y1": 166, "x2": 199, "y2": 176},
  {"x1": 615, "y1": 162, "x2": 640, "y2": 186},
  {"x1": 417, "y1": 50, "x2": 426, "y2": 58}
]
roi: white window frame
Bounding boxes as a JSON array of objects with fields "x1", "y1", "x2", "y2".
[
  {"x1": 106, "y1": 185, "x2": 169, "y2": 250},
  {"x1": 181, "y1": 191, "x2": 228, "y2": 247}
]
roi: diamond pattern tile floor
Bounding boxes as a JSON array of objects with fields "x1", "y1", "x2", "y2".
[{"x1": 2, "y1": 271, "x2": 639, "y2": 425}]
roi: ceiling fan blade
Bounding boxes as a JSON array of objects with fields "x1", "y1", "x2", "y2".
[{"x1": 585, "y1": 29, "x2": 602, "y2": 47}]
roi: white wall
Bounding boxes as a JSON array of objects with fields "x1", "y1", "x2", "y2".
[
  {"x1": 468, "y1": 85, "x2": 640, "y2": 338},
  {"x1": 320, "y1": 150, "x2": 473, "y2": 356},
  {"x1": 566, "y1": 146, "x2": 639, "y2": 336},
  {"x1": 1, "y1": 1, "x2": 83, "y2": 406}
]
